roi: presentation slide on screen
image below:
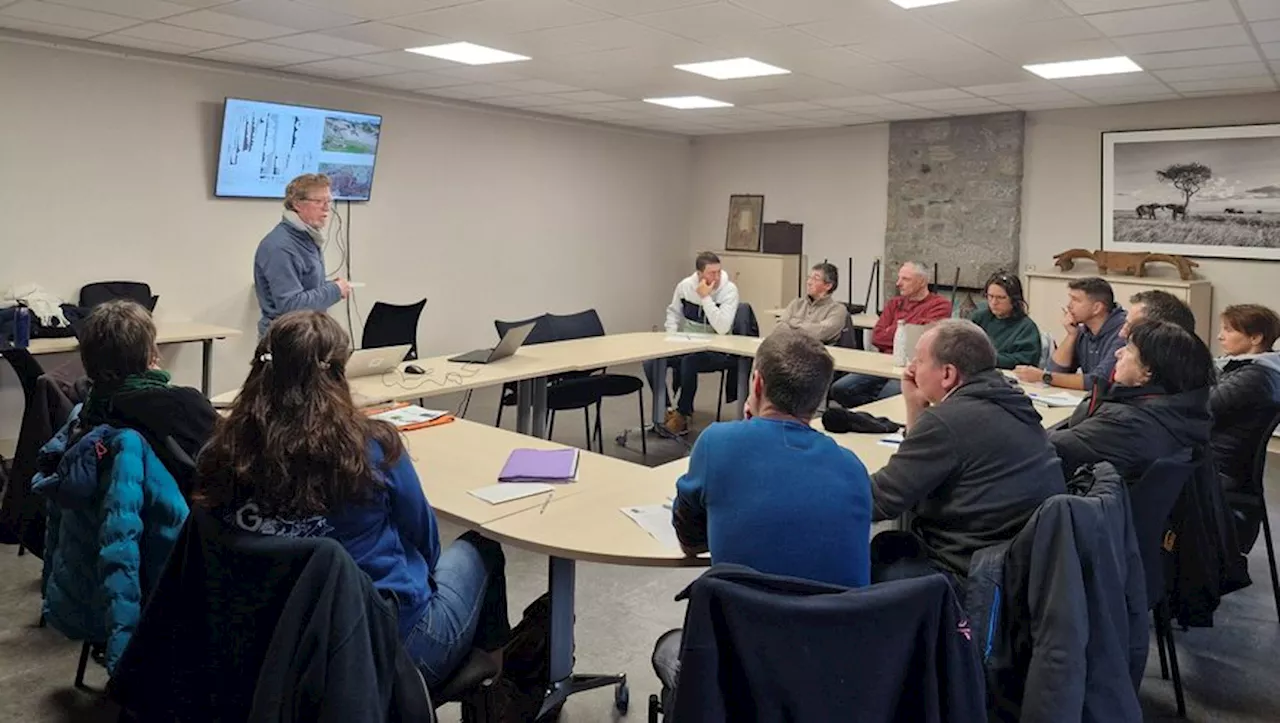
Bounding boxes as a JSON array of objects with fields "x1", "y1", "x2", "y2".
[{"x1": 215, "y1": 99, "x2": 383, "y2": 201}]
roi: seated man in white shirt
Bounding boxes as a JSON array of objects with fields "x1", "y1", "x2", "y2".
[{"x1": 644, "y1": 252, "x2": 741, "y2": 435}]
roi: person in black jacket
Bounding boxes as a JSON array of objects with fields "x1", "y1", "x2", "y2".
[
  {"x1": 1050, "y1": 320, "x2": 1214, "y2": 481},
  {"x1": 75, "y1": 300, "x2": 217, "y2": 492},
  {"x1": 1212, "y1": 303, "x2": 1280, "y2": 552}
]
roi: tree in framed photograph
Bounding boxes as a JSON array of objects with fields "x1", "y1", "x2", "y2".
[
  {"x1": 725, "y1": 194, "x2": 765, "y2": 252},
  {"x1": 1103, "y1": 123, "x2": 1280, "y2": 262}
]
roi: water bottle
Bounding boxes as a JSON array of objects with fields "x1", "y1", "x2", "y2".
[
  {"x1": 14, "y1": 305, "x2": 31, "y2": 349},
  {"x1": 892, "y1": 320, "x2": 907, "y2": 367}
]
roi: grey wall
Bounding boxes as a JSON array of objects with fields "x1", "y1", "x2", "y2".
[{"x1": 884, "y1": 112, "x2": 1025, "y2": 295}]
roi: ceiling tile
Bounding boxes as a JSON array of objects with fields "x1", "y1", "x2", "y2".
[
  {"x1": 916, "y1": 0, "x2": 1073, "y2": 31},
  {"x1": 498, "y1": 78, "x2": 580, "y2": 93},
  {"x1": 1263, "y1": 42, "x2": 1280, "y2": 61},
  {"x1": 1085, "y1": 0, "x2": 1239, "y2": 36},
  {"x1": 550, "y1": 89, "x2": 625, "y2": 102},
  {"x1": 1253, "y1": 20, "x2": 1280, "y2": 43},
  {"x1": 44, "y1": 0, "x2": 190, "y2": 21},
  {"x1": 162, "y1": 9, "x2": 298, "y2": 39},
  {"x1": 962, "y1": 80, "x2": 1061, "y2": 96},
  {"x1": 389, "y1": 0, "x2": 608, "y2": 37},
  {"x1": 883, "y1": 88, "x2": 976, "y2": 103},
  {"x1": 726, "y1": 0, "x2": 859, "y2": 26},
  {"x1": 1135, "y1": 45, "x2": 1261, "y2": 69},
  {"x1": 632, "y1": 1, "x2": 778, "y2": 43},
  {"x1": 166, "y1": 0, "x2": 235, "y2": 6},
  {"x1": 217, "y1": 0, "x2": 363, "y2": 31},
  {"x1": 1168, "y1": 76, "x2": 1277, "y2": 92},
  {"x1": 486, "y1": 92, "x2": 576, "y2": 106},
  {"x1": 92, "y1": 31, "x2": 198, "y2": 54},
  {"x1": 1239, "y1": 0, "x2": 1280, "y2": 22},
  {"x1": 564, "y1": 0, "x2": 706, "y2": 17},
  {"x1": 270, "y1": 32, "x2": 385, "y2": 55},
  {"x1": 989, "y1": 90, "x2": 1087, "y2": 104},
  {"x1": 351, "y1": 49, "x2": 453, "y2": 69},
  {"x1": 294, "y1": 0, "x2": 473, "y2": 21},
  {"x1": 1, "y1": 1, "x2": 137, "y2": 32},
  {"x1": 114, "y1": 21, "x2": 242, "y2": 49},
  {"x1": 1061, "y1": 0, "x2": 1199, "y2": 13},
  {"x1": 194, "y1": 41, "x2": 332, "y2": 65},
  {"x1": 501, "y1": 18, "x2": 678, "y2": 57},
  {"x1": 435, "y1": 64, "x2": 527, "y2": 82},
  {"x1": 0, "y1": 14, "x2": 99, "y2": 37},
  {"x1": 1155, "y1": 61, "x2": 1272, "y2": 81},
  {"x1": 1010, "y1": 99, "x2": 1093, "y2": 110},
  {"x1": 425, "y1": 82, "x2": 525, "y2": 98},
  {"x1": 1113, "y1": 25, "x2": 1252, "y2": 54},
  {"x1": 912, "y1": 97, "x2": 1013, "y2": 111},
  {"x1": 1052, "y1": 71, "x2": 1166, "y2": 89},
  {"x1": 745, "y1": 100, "x2": 826, "y2": 113},
  {"x1": 284, "y1": 56, "x2": 402, "y2": 78},
  {"x1": 320, "y1": 21, "x2": 446, "y2": 48},
  {"x1": 358, "y1": 70, "x2": 469, "y2": 88}
]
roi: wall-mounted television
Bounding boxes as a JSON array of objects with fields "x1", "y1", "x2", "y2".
[{"x1": 215, "y1": 98, "x2": 383, "y2": 201}]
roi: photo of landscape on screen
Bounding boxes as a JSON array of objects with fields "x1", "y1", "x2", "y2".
[{"x1": 215, "y1": 99, "x2": 382, "y2": 201}]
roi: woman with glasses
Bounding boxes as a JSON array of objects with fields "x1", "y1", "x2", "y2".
[
  {"x1": 968, "y1": 271, "x2": 1042, "y2": 369},
  {"x1": 252, "y1": 173, "x2": 352, "y2": 338}
]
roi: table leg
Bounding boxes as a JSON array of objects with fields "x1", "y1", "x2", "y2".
[
  {"x1": 516, "y1": 379, "x2": 532, "y2": 435},
  {"x1": 650, "y1": 359, "x2": 668, "y2": 430},
  {"x1": 201, "y1": 340, "x2": 213, "y2": 397},
  {"x1": 735, "y1": 354, "x2": 752, "y2": 418},
  {"x1": 532, "y1": 376, "x2": 548, "y2": 439},
  {"x1": 538, "y1": 556, "x2": 627, "y2": 720}
]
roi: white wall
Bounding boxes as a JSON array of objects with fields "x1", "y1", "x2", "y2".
[
  {"x1": 687, "y1": 126, "x2": 890, "y2": 307},
  {"x1": 687, "y1": 93, "x2": 1280, "y2": 347},
  {"x1": 0, "y1": 36, "x2": 692, "y2": 442}
]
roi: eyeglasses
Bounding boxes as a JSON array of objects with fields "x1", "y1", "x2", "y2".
[
  {"x1": 984, "y1": 293, "x2": 1010, "y2": 302},
  {"x1": 303, "y1": 197, "x2": 333, "y2": 208}
]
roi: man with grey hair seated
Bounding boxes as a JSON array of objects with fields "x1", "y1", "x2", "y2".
[
  {"x1": 775, "y1": 262, "x2": 849, "y2": 345},
  {"x1": 830, "y1": 260, "x2": 952, "y2": 407},
  {"x1": 869, "y1": 319, "x2": 1064, "y2": 581}
]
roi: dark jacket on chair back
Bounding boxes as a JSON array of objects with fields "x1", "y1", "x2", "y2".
[
  {"x1": 108, "y1": 508, "x2": 431, "y2": 723},
  {"x1": 870, "y1": 370, "x2": 1065, "y2": 575},
  {"x1": 1210, "y1": 353, "x2": 1280, "y2": 488},
  {"x1": 988, "y1": 464, "x2": 1147, "y2": 723},
  {"x1": 671, "y1": 564, "x2": 986, "y2": 723}
]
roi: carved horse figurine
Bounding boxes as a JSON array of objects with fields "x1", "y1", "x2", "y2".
[{"x1": 1052, "y1": 248, "x2": 1199, "y2": 280}]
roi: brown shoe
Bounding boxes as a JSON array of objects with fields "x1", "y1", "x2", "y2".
[{"x1": 664, "y1": 410, "x2": 689, "y2": 436}]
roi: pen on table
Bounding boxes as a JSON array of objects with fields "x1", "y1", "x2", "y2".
[{"x1": 539, "y1": 491, "x2": 554, "y2": 514}]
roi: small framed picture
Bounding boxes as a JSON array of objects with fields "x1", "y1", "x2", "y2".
[{"x1": 725, "y1": 194, "x2": 765, "y2": 252}]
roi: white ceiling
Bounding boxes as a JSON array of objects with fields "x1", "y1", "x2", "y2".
[{"x1": 3, "y1": 0, "x2": 1279, "y2": 135}]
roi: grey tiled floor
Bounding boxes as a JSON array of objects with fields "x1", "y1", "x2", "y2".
[{"x1": 2, "y1": 363, "x2": 1278, "y2": 722}]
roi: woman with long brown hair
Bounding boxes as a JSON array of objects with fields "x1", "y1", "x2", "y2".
[{"x1": 194, "y1": 311, "x2": 509, "y2": 690}]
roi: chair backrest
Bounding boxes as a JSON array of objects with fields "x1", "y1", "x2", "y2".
[
  {"x1": 733, "y1": 302, "x2": 759, "y2": 337},
  {"x1": 0, "y1": 347, "x2": 46, "y2": 402},
  {"x1": 546, "y1": 309, "x2": 606, "y2": 341},
  {"x1": 1128, "y1": 455, "x2": 1196, "y2": 608},
  {"x1": 79, "y1": 281, "x2": 158, "y2": 312},
  {"x1": 495, "y1": 314, "x2": 557, "y2": 347},
  {"x1": 1250, "y1": 412, "x2": 1280, "y2": 496},
  {"x1": 361, "y1": 299, "x2": 426, "y2": 361},
  {"x1": 1038, "y1": 331, "x2": 1055, "y2": 370},
  {"x1": 835, "y1": 312, "x2": 858, "y2": 349}
]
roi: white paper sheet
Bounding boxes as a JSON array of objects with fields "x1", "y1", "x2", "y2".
[
  {"x1": 468, "y1": 483, "x2": 554, "y2": 505},
  {"x1": 1028, "y1": 392, "x2": 1082, "y2": 408},
  {"x1": 620, "y1": 504, "x2": 681, "y2": 549},
  {"x1": 664, "y1": 333, "x2": 713, "y2": 343},
  {"x1": 877, "y1": 432, "x2": 905, "y2": 448},
  {"x1": 368, "y1": 405, "x2": 449, "y2": 427}
]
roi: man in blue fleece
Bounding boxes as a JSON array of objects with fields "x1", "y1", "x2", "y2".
[{"x1": 254, "y1": 173, "x2": 350, "y2": 338}]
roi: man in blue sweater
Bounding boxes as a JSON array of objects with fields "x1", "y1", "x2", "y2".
[
  {"x1": 254, "y1": 174, "x2": 350, "y2": 338},
  {"x1": 654, "y1": 328, "x2": 873, "y2": 701}
]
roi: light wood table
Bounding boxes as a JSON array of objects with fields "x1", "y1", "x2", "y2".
[{"x1": 27, "y1": 322, "x2": 240, "y2": 396}]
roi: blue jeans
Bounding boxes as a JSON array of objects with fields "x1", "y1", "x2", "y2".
[
  {"x1": 644, "y1": 352, "x2": 733, "y2": 416},
  {"x1": 829, "y1": 373, "x2": 900, "y2": 408},
  {"x1": 404, "y1": 531, "x2": 510, "y2": 690}
]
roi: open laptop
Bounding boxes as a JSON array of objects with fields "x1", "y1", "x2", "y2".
[
  {"x1": 346, "y1": 344, "x2": 412, "y2": 379},
  {"x1": 448, "y1": 321, "x2": 537, "y2": 364}
]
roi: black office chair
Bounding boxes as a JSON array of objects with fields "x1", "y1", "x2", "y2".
[
  {"x1": 1130, "y1": 455, "x2": 1197, "y2": 718},
  {"x1": 79, "y1": 281, "x2": 158, "y2": 312},
  {"x1": 0, "y1": 348, "x2": 46, "y2": 557},
  {"x1": 362, "y1": 299, "x2": 426, "y2": 361},
  {"x1": 546, "y1": 310, "x2": 647, "y2": 457},
  {"x1": 1224, "y1": 412, "x2": 1280, "y2": 622},
  {"x1": 493, "y1": 315, "x2": 604, "y2": 450}
]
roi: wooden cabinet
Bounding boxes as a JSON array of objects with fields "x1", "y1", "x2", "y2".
[
  {"x1": 1024, "y1": 271, "x2": 1213, "y2": 343},
  {"x1": 719, "y1": 251, "x2": 805, "y2": 336}
]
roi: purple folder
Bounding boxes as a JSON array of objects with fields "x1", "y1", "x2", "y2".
[{"x1": 498, "y1": 448, "x2": 580, "y2": 483}]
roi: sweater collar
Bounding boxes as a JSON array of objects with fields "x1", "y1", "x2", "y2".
[{"x1": 282, "y1": 210, "x2": 325, "y2": 245}]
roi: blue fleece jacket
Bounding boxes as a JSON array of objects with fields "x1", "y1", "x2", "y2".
[
  {"x1": 673, "y1": 417, "x2": 873, "y2": 589},
  {"x1": 253, "y1": 219, "x2": 342, "y2": 338},
  {"x1": 33, "y1": 411, "x2": 189, "y2": 674}
]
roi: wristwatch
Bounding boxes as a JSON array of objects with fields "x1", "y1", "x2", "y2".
[{"x1": 1042, "y1": 370, "x2": 1053, "y2": 385}]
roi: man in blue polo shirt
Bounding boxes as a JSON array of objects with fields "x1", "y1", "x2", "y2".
[{"x1": 652, "y1": 328, "x2": 872, "y2": 702}]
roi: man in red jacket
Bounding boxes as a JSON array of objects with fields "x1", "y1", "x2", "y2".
[{"x1": 830, "y1": 261, "x2": 953, "y2": 407}]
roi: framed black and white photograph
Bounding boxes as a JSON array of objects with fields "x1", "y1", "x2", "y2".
[{"x1": 1103, "y1": 124, "x2": 1280, "y2": 262}]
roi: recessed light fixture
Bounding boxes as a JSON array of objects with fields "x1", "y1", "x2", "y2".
[
  {"x1": 889, "y1": 0, "x2": 960, "y2": 8},
  {"x1": 405, "y1": 42, "x2": 529, "y2": 65},
  {"x1": 644, "y1": 96, "x2": 734, "y2": 110},
  {"x1": 674, "y1": 57, "x2": 790, "y2": 80},
  {"x1": 1024, "y1": 56, "x2": 1143, "y2": 79}
]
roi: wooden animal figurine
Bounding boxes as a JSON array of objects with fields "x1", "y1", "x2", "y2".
[{"x1": 1052, "y1": 248, "x2": 1199, "y2": 281}]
